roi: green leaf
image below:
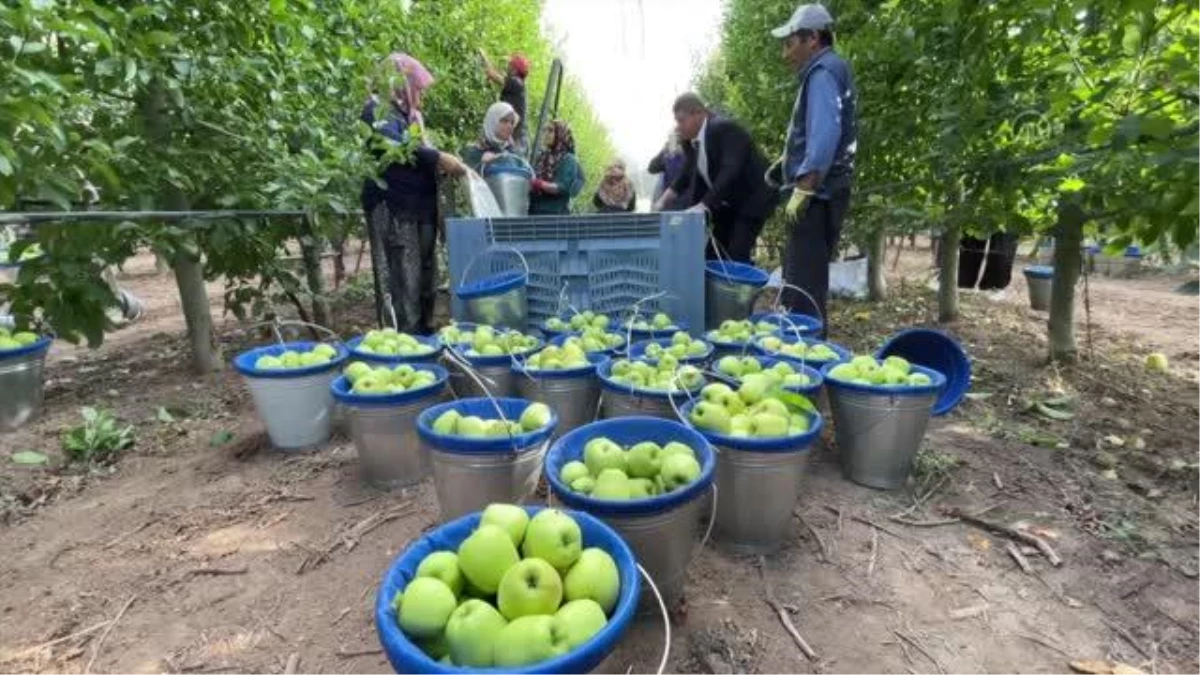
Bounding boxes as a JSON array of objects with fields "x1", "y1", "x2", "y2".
[
  {"x1": 156, "y1": 406, "x2": 175, "y2": 423},
  {"x1": 1058, "y1": 177, "x2": 1086, "y2": 193},
  {"x1": 11, "y1": 450, "x2": 49, "y2": 465},
  {"x1": 210, "y1": 430, "x2": 235, "y2": 447},
  {"x1": 773, "y1": 390, "x2": 817, "y2": 415}
]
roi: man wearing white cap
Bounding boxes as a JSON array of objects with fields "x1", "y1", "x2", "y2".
[{"x1": 767, "y1": 3, "x2": 857, "y2": 337}]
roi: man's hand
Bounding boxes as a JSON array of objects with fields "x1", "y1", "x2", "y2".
[
  {"x1": 785, "y1": 188, "x2": 813, "y2": 219},
  {"x1": 530, "y1": 178, "x2": 550, "y2": 193},
  {"x1": 685, "y1": 203, "x2": 709, "y2": 215},
  {"x1": 437, "y1": 153, "x2": 468, "y2": 177}
]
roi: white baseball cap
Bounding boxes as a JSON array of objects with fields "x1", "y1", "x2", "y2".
[{"x1": 770, "y1": 3, "x2": 835, "y2": 38}]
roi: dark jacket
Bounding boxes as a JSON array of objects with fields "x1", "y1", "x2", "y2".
[
  {"x1": 359, "y1": 98, "x2": 440, "y2": 220},
  {"x1": 648, "y1": 147, "x2": 690, "y2": 209},
  {"x1": 671, "y1": 115, "x2": 775, "y2": 222}
]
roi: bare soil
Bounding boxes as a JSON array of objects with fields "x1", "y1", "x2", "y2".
[{"x1": 1, "y1": 246, "x2": 1196, "y2": 674}]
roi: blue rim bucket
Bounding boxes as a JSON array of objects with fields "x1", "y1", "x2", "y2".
[
  {"x1": 679, "y1": 401, "x2": 824, "y2": 454},
  {"x1": 233, "y1": 341, "x2": 350, "y2": 449},
  {"x1": 538, "y1": 314, "x2": 619, "y2": 340},
  {"x1": 704, "y1": 260, "x2": 770, "y2": 288},
  {"x1": 233, "y1": 340, "x2": 349, "y2": 379},
  {"x1": 627, "y1": 338, "x2": 714, "y2": 366},
  {"x1": 875, "y1": 328, "x2": 970, "y2": 416},
  {"x1": 1022, "y1": 265, "x2": 1053, "y2": 280},
  {"x1": 375, "y1": 505, "x2": 640, "y2": 674},
  {"x1": 748, "y1": 311, "x2": 824, "y2": 338},
  {"x1": 751, "y1": 334, "x2": 851, "y2": 368},
  {"x1": 595, "y1": 359, "x2": 704, "y2": 420},
  {"x1": 707, "y1": 354, "x2": 824, "y2": 401},
  {"x1": 619, "y1": 317, "x2": 691, "y2": 342},
  {"x1": 330, "y1": 363, "x2": 450, "y2": 408},
  {"x1": 455, "y1": 271, "x2": 528, "y2": 301},
  {"x1": 549, "y1": 332, "x2": 627, "y2": 358},
  {"x1": 0, "y1": 335, "x2": 52, "y2": 432},
  {"x1": 346, "y1": 334, "x2": 443, "y2": 365}
]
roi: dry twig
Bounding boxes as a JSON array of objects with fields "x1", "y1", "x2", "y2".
[
  {"x1": 84, "y1": 594, "x2": 137, "y2": 674},
  {"x1": 1006, "y1": 542, "x2": 1034, "y2": 574},
  {"x1": 186, "y1": 565, "x2": 249, "y2": 577},
  {"x1": 283, "y1": 653, "x2": 300, "y2": 674},
  {"x1": 867, "y1": 527, "x2": 879, "y2": 578},
  {"x1": 893, "y1": 630, "x2": 945, "y2": 674},
  {"x1": 946, "y1": 509, "x2": 1062, "y2": 566},
  {"x1": 336, "y1": 647, "x2": 383, "y2": 658},
  {"x1": 758, "y1": 556, "x2": 817, "y2": 661},
  {"x1": 3, "y1": 621, "x2": 111, "y2": 662},
  {"x1": 794, "y1": 510, "x2": 829, "y2": 562}
]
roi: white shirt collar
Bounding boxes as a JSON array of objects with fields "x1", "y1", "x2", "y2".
[{"x1": 696, "y1": 116, "x2": 711, "y2": 186}]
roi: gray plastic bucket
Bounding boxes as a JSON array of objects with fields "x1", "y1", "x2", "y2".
[
  {"x1": 514, "y1": 361, "x2": 603, "y2": 437},
  {"x1": 463, "y1": 283, "x2": 528, "y2": 332},
  {"x1": 1023, "y1": 266, "x2": 1053, "y2": 312},
  {"x1": 244, "y1": 372, "x2": 339, "y2": 450},
  {"x1": 0, "y1": 339, "x2": 50, "y2": 432},
  {"x1": 826, "y1": 383, "x2": 940, "y2": 490}
]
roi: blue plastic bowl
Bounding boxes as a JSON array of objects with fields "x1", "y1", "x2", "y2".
[
  {"x1": 704, "y1": 260, "x2": 769, "y2": 287},
  {"x1": 330, "y1": 363, "x2": 449, "y2": 408},
  {"x1": 875, "y1": 328, "x2": 970, "y2": 416},
  {"x1": 549, "y1": 332, "x2": 627, "y2": 357},
  {"x1": 233, "y1": 341, "x2": 349, "y2": 379},
  {"x1": 0, "y1": 335, "x2": 52, "y2": 362},
  {"x1": 346, "y1": 334, "x2": 443, "y2": 365},
  {"x1": 375, "y1": 506, "x2": 640, "y2": 674},
  {"x1": 545, "y1": 417, "x2": 716, "y2": 516},
  {"x1": 751, "y1": 334, "x2": 850, "y2": 367},
  {"x1": 416, "y1": 397, "x2": 558, "y2": 454},
  {"x1": 1023, "y1": 265, "x2": 1054, "y2": 279},
  {"x1": 748, "y1": 311, "x2": 824, "y2": 338},
  {"x1": 707, "y1": 354, "x2": 824, "y2": 399},
  {"x1": 680, "y1": 400, "x2": 824, "y2": 454},
  {"x1": 628, "y1": 338, "x2": 714, "y2": 366},
  {"x1": 456, "y1": 271, "x2": 528, "y2": 301}
]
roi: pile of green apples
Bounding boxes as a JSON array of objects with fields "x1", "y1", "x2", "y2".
[
  {"x1": 621, "y1": 312, "x2": 679, "y2": 332},
  {"x1": 827, "y1": 355, "x2": 933, "y2": 387},
  {"x1": 689, "y1": 382, "x2": 811, "y2": 438},
  {"x1": 559, "y1": 438, "x2": 702, "y2": 499},
  {"x1": 544, "y1": 310, "x2": 610, "y2": 333},
  {"x1": 355, "y1": 329, "x2": 435, "y2": 357},
  {"x1": 0, "y1": 328, "x2": 40, "y2": 351},
  {"x1": 253, "y1": 343, "x2": 339, "y2": 369},
  {"x1": 430, "y1": 402, "x2": 552, "y2": 438},
  {"x1": 715, "y1": 356, "x2": 812, "y2": 388},
  {"x1": 605, "y1": 358, "x2": 705, "y2": 393},
  {"x1": 523, "y1": 342, "x2": 590, "y2": 371},
  {"x1": 437, "y1": 322, "x2": 491, "y2": 345},
  {"x1": 756, "y1": 335, "x2": 840, "y2": 362},
  {"x1": 641, "y1": 332, "x2": 710, "y2": 361},
  {"x1": 460, "y1": 326, "x2": 540, "y2": 358},
  {"x1": 342, "y1": 361, "x2": 439, "y2": 395},
  {"x1": 561, "y1": 327, "x2": 624, "y2": 354},
  {"x1": 705, "y1": 319, "x2": 780, "y2": 345},
  {"x1": 391, "y1": 505, "x2": 621, "y2": 668}
]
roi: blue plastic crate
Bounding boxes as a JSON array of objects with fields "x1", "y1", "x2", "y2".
[{"x1": 447, "y1": 213, "x2": 707, "y2": 335}]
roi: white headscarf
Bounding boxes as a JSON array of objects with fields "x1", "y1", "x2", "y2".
[{"x1": 483, "y1": 101, "x2": 519, "y2": 149}]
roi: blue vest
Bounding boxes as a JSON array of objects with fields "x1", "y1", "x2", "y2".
[{"x1": 785, "y1": 48, "x2": 857, "y2": 194}]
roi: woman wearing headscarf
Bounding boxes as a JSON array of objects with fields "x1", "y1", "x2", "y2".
[
  {"x1": 360, "y1": 53, "x2": 467, "y2": 334},
  {"x1": 592, "y1": 159, "x2": 637, "y2": 213},
  {"x1": 461, "y1": 102, "x2": 520, "y2": 175},
  {"x1": 529, "y1": 120, "x2": 584, "y2": 215}
]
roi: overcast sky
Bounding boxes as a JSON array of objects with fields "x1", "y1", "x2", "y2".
[{"x1": 541, "y1": 0, "x2": 725, "y2": 169}]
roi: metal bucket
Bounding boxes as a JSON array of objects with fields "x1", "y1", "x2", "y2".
[
  {"x1": 484, "y1": 173, "x2": 531, "y2": 217},
  {"x1": 0, "y1": 338, "x2": 51, "y2": 432},
  {"x1": 447, "y1": 360, "x2": 517, "y2": 399},
  {"x1": 1023, "y1": 266, "x2": 1053, "y2": 312},
  {"x1": 825, "y1": 373, "x2": 942, "y2": 490},
  {"x1": 601, "y1": 389, "x2": 683, "y2": 420},
  {"x1": 704, "y1": 261, "x2": 769, "y2": 330},
  {"x1": 514, "y1": 356, "x2": 605, "y2": 437},
  {"x1": 545, "y1": 417, "x2": 717, "y2": 609},
  {"x1": 417, "y1": 397, "x2": 558, "y2": 522},
  {"x1": 234, "y1": 341, "x2": 350, "y2": 451},
  {"x1": 713, "y1": 445, "x2": 810, "y2": 553},
  {"x1": 332, "y1": 365, "x2": 448, "y2": 490},
  {"x1": 456, "y1": 247, "x2": 531, "y2": 332}
]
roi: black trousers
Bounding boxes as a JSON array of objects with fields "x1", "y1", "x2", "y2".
[
  {"x1": 366, "y1": 202, "x2": 437, "y2": 334},
  {"x1": 781, "y1": 189, "x2": 851, "y2": 337},
  {"x1": 957, "y1": 233, "x2": 1019, "y2": 290},
  {"x1": 706, "y1": 207, "x2": 766, "y2": 263}
]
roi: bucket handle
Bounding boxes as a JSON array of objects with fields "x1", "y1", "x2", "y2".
[
  {"x1": 442, "y1": 346, "x2": 517, "y2": 433},
  {"x1": 458, "y1": 245, "x2": 530, "y2": 289},
  {"x1": 619, "y1": 289, "x2": 679, "y2": 349},
  {"x1": 247, "y1": 318, "x2": 342, "y2": 346},
  {"x1": 637, "y1": 563, "x2": 672, "y2": 675},
  {"x1": 761, "y1": 281, "x2": 826, "y2": 340}
]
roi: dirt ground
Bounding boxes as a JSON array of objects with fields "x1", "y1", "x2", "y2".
[{"x1": 1, "y1": 245, "x2": 1196, "y2": 674}]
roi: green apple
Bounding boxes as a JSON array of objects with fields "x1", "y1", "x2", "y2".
[
  {"x1": 626, "y1": 442, "x2": 662, "y2": 478},
  {"x1": 481, "y1": 503, "x2": 531, "y2": 548},
  {"x1": 497, "y1": 557, "x2": 564, "y2": 619},
  {"x1": 760, "y1": 336, "x2": 783, "y2": 352},
  {"x1": 570, "y1": 476, "x2": 596, "y2": 494},
  {"x1": 415, "y1": 550, "x2": 465, "y2": 597},
  {"x1": 689, "y1": 401, "x2": 731, "y2": 434},
  {"x1": 431, "y1": 409, "x2": 460, "y2": 435},
  {"x1": 592, "y1": 468, "x2": 630, "y2": 500},
  {"x1": 883, "y1": 355, "x2": 911, "y2": 374},
  {"x1": 628, "y1": 477, "x2": 657, "y2": 499},
  {"x1": 583, "y1": 438, "x2": 626, "y2": 475},
  {"x1": 9, "y1": 331, "x2": 38, "y2": 345},
  {"x1": 560, "y1": 460, "x2": 590, "y2": 485},
  {"x1": 457, "y1": 524, "x2": 520, "y2": 594},
  {"x1": 520, "y1": 402, "x2": 553, "y2": 432},
  {"x1": 660, "y1": 441, "x2": 696, "y2": 462},
  {"x1": 687, "y1": 341, "x2": 708, "y2": 356},
  {"x1": 492, "y1": 615, "x2": 571, "y2": 668},
  {"x1": 312, "y1": 343, "x2": 337, "y2": 359},
  {"x1": 255, "y1": 355, "x2": 283, "y2": 369},
  {"x1": 753, "y1": 398, "x2": 789, "y2": 419},
  {"x1": 716, "y1": 356, "x2": 743, "y2": 377},
  {"x1": 554, "y1": 599, "x2": 608, "y2": 649},
  {"x1": 717, "y1": 390, "x2": 746, "y2": 415},
  {"x1": 485, "y1": 419, "x2": 512, "y2": 437},
  {"x1": 521, "y1": 509, "x2": 583, "y2": 572},
  {"x1": 660, "y1": 453, "x2": 702, "y2": 491},
  {"x1": 749, "y1": 412, "x2": 789, "y2": 437},
  {"x1": 828, "y1": 363, "x2": 858, "y2": 381},
  {"x1": 417, "y1": 632, "x2": 450, "y2": 660},
  {"x1": 730, "y1": 414, "x2": 751, "y2": 436},
  {"x1": 397, "y1": 577, "x2": 457, "y2": 639},
  {"x1": 1146, "y1": 352, "x2": 1169, "y2": 373},
  {"x1": 789, "y1": 413, "x2": 811, "y2": 434},
  {"x1": 343, "y1": 361, "x2": 373, "y2": 382},
  {"x1": 445, "y1": 598, "x2": 508, "y2": 667},
  {"x1": 739, "y1": 373, "x2": 771, "y2": 404},
  {"x1": 456, "y1": 415, "x2": 488, "y2": 438},
  {"x1": 352, "y1": 374, "x2": 389, "y2": 394},
  {"x1": 652, "y1": 312, "x2": 672, "y2": 329},
  {"x1": 701, "y1": 382, "x2": 733, "y2": 403},
  {"x1": 907, "y1": 372, "x2": 932, "y2": 386},
  {"x1": 563, "y1": 547, "x2": 620, "y2": 613}
]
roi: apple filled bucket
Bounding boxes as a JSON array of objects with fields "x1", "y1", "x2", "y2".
[
  {"x1": 618, "y1": 312, "x2": 688, "y2": 342},
  {"x1": 681, "y1": 380, "x2": 824, "y2": 554},
  {"x1": 628, "y1": 334, "x2": 715, "y2": 367},
  {"x1": 704, "y1": 317, "x2": 792, "y2": 360},
  {"x1": 331, "y1": 362, "x2": 450, "y2": 490},
  {"x1": 704, "y1": 260, "x2": 770, "y2": 330},
  {"x1": 442, "y1": 328, "x2": 542, "y2": 399},
  {"x1": 513, "y1": 349, "x2": 610, "y2": 438},
  {"x1": 709, "y1": 354, "x2": 825, "y2": 406},
  {"x1": 539, "y1": 310, "x2": 616, "y2": 341},
  {"x1": 346, "y1": 330, "x2": 443, "y2": 365},
  {"x1": 0, "y1": 330, "x2": 52, "y2": 432},
  {"x1": 233, "y1": 341, "x2": 349, "y2": 450},
  {"x1": 546, "y1": 417, "x2": 716, "y2": 607},
  {"x1": 417, "y1": 398, "x2": 559, "y2": 521},
  {"x1": 376, "y1": 505, "x2": 642, "y2": 673},
  {"x1": 549, "y1": 331, "x2": 627, "y2": 358},
  {"x1": 596, "y1": 358, "x2": 705, "y2": 420},
  {"x1": 749, "y1": 310, "x2": 824, "y2": 339},
  {"x1": 454, "y1": 248, "x2": 530, "y2": 332}
]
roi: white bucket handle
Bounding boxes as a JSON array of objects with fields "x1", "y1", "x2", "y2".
[
  {"x1": 247, "y1": 319, "x2": 341, "y2": 347},
  {"x1": 459, "y1": 245, "x2": 530, "y2": 289},
  {"x1": 767, "y1": 282, "x2": 826, "y2": 338},
  {"x1": 637, "y1": 563, "x2": 672, "y2": 675},
  {"x1": 442, "y1": 345, "x2": 516, "y2": 436},
  {"x1": 620, "y1": 289, "x2": 680, "y2": 349}
]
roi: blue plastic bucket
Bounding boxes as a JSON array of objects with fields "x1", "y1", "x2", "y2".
[
  {"x1": 375, "y1": 505, "x2": 640, "y2": 674},
  {"x1": 595, "y1": 359, "x2": 703, "y2": 420},
  {"x1": 749, "y1": 311, "x2": 824, "y2": 338},
  {"x1": 876, "y1": 328, "x2": 970, "y2": 416},
  {"x1": 513, "y1": 353, "x2": 610, "y2": 437},
  {"x1": 705, "y1": 261, "x2": 770, "y2": 330},
  {"x1": 456, "y1": 271, "x2": 529, "y2": 332},
  {"x1": 707, "y1": 355, "x2": 824, "y2": 403},
  {"x1": 346, "y1": 334, "x2": 443, "y2": 365},
  {"x1": 233, "y1": 341, "x2": 349, "y2": 449},
  {"x1": 331, "y1": 364, "x2": 449, "y2": 489},
  {"x1": 417, "y1": 397, "x2": 558, "y2": 521},
  {"x1": 0, "y1": 335, "x2": 52, "y2": 432},
  {"x1": 546, "y1": 417, "x2": 716, "y2": 605},
  {"x1": 751, "y1": 334, "x2": 851, "y2": 368},
  {"x1": 680, "y1": 401, "x2": 823, "y2": 553},
  {"x1": 628, "y1": 338, "x2": 714, "y2": 366}
]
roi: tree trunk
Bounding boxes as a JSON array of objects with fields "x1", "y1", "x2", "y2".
[
  {"x1": 867, "y1": 228, "x2": 887, "y2": 301},
  {"x1": 938, "y1": 222, "x2": 961, "y2": 322},
  {"x1": 298, "y1": 215, "x2": 331, "y2": 329},
  {"x1": 1048, "y1": 202, "x2": 1086, "y2": 363}
]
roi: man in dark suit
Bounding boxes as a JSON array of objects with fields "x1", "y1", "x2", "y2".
[{"x1": 654, "y1": 93, "x2": 777, "y2": 262}]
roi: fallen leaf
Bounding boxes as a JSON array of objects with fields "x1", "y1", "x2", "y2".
[
  {"x1": 210, "y1": 430, "x2": 235, "y2": 447},
  {"x1": 968, "y1": 533, "x2": 992, "y2": 552},
  {"x1": 156, "y1": 406, "x2": 175, "y2": 423},
  {"x1": 1104, "y1": 435, "x2": 1125, "y2": 447},
  {"x1": 11, "y1": 450, "x2": 49, "y2": 465},
  {"x1": 1069, "y1": 660, "x2": 1146, "y2": 675}
]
